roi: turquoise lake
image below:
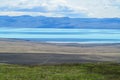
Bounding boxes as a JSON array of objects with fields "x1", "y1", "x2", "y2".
[{"x1": 0, "y1": 28, "x2": 120, "y2": 43}]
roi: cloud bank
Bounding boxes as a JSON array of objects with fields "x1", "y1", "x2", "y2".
[{"x1": 0, "y1": 0, "x2": 120, "y2": 18}]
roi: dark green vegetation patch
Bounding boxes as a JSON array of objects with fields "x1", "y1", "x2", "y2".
[{"x1": 0, "y1": 63, "x2": 120, "y2": 80}]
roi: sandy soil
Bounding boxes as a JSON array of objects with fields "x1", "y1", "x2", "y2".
[
  {"x1": 0, "y1": 38, "x2": 120, "y2": 54},
  {"x1": 0, "y1": 38, "x2": 120, "y2": 64}
]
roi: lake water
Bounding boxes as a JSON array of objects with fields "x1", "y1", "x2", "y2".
[{"x1": 0, "y1": 28, "x2": 120, "y2": 43}]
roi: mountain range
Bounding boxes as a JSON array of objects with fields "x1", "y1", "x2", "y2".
[{"x1": 0, "y1": 15, "x2": 120, "y2": 29}]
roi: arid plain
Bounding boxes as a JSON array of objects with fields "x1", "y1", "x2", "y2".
[{"x1": 0, "y1": 38, "x2": 120, "y2": 64}]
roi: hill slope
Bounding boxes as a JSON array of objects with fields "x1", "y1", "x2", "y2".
[{"x1": 0, "y1": 16, "x2": 120, "y2": 29}]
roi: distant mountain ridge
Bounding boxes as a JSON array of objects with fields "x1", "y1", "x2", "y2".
[{"x1": 0, "y1": 15, "x2": 120, "y2": 29}]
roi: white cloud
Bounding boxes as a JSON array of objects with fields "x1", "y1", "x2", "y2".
[
  {"x1": 68, "y1": 0, "x2": 120, "y2": 18},
  {"x1": 0, "y1": 0, "x2": 120, "y2": 18},
  {"x1": 0, "y1": 11, "x2": 64, "y2": 17}
]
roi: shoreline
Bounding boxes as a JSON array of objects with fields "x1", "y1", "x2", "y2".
[{"x1": 1, "y1": 38, "x2": 120, "y2": 45}]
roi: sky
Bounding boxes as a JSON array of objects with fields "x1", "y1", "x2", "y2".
[{"x1": 0, "y1": 0, "x2": 120, "y2": 18}]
